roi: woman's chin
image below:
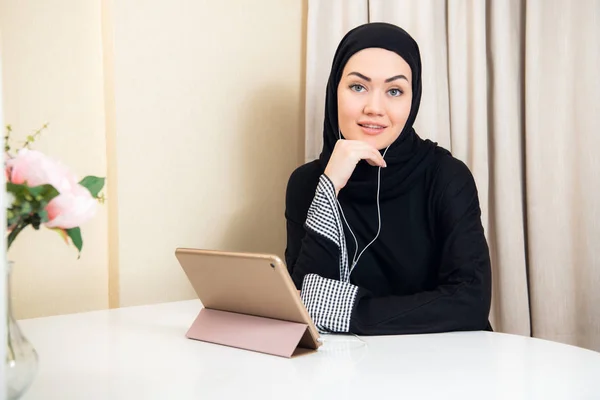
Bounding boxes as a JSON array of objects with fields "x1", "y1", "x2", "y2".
[{"x1": 359, "y1": 135, "x2": 396, "y2": 151}]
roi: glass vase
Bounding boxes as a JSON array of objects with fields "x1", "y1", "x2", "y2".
[{"x1": 5, "y1": 261, "x2": 38, "y2": 399}]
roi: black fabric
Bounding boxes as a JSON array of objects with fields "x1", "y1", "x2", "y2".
[{"x1": 285, "y1": 22, "x2": 492, "y2": 335}]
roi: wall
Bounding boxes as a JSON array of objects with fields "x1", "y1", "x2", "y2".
[
  {"x1": 0, "y1": 0, "x2": 306, "y2": 316},
  {"x1": 0, "y1": 0, "x2": 109, "y2": 319},
  {"x1": 111, "y1": 0, "x2": 306, "y2": 307}
]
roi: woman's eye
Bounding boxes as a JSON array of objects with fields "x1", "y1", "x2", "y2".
[
  {"x1": 350, "y1": 84, "x2": 366, "y2": 92},
  {"x1": 388, "y1": 88, "x2": 403, "y2": 97}
]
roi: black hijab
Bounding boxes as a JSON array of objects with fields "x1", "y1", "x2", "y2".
[{"x1": 318, "y1": 22, "x2": 441, "y2": 202}]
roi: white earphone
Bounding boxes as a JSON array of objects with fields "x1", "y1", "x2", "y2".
[{"x1": 337, "y1": 130, "x2": 390, "y2": 275}]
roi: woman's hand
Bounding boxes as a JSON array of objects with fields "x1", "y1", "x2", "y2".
[{"x1": 324, "y1": 140, "x2": 386, "y2": 195}]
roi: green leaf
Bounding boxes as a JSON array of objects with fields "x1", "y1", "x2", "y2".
[
  {"x1": 7, "y1": 182, "x2": 59, "y2": 203},
  {"x1": 6, "y1": 183, "x2": 59, "y2": 232},
  {"x1": 79, "y1": 176, "x2": 105, "y2": 198},
  {"x1": 28, "y1": 184, "x2": 60, "y2": 200},
  {"x1": 6, "y1": 182, "x2": 25, "y2": 196},
  {"x1": 20, "y1": 202, "x2": 32, "y2": 215},
  {"x1": 66, "y1": 227, "x2": 83, "y2": 258},
  {"x1": 6, "y1": 211, "x2": 20, "y2": 228},
  {"x1": 38, "y1": 209, "x2": 49, "y2": 223}
]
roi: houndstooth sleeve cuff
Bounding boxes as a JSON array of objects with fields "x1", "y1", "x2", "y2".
[
  {"x1": 300, "y1": 273, "x2": 359, "y2": 333},
  {"x1": 304, "y1": 174, "x2": 351, "y2": 282},
  {"x1": 304, "y1": 174, "x2": 343, "y2": 246}
]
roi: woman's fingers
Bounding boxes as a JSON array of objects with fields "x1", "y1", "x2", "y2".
[{"x1": 324, "y1": 140, "x2": 387, "y2": 195}]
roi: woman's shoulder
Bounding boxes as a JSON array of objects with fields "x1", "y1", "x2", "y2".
[
  {"x1": 287, "y1": 160, "x2": 323, "y2": 191},
  {"x1": 428, "y1": 146, "x2": 484, "y2": 230},
  {"x1": 430, "y1": 146, "x2": 478, "y2": 193},
  {"x1": 285, "y1": 160, "x2": 323, "y2": 222}
]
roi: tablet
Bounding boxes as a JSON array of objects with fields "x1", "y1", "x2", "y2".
[{"x1": 174, "y1": 248, "x2": 321, "y2": 356}]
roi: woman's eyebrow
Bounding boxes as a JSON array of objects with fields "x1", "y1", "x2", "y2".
[
  {"x1": 385, "y1": 74, "x2": 408, "y2": 83},
  {"x1": 347, "y1": 71, "x2": 408, "y2": 83}
]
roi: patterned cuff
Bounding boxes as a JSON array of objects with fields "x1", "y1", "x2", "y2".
[
  {"x1": 305, "y1": 174, "x2": 342, "y2": 246},
  {"x1": 300, "y1": 274, "x2": 359, "y2": 333},
  {"x1": 304, "y1": 175, "x2": 351, "y2": 282}
]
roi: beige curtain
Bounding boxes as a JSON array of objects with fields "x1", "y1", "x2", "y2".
[{"x1": 305, "y1": 0, "x2": 600, "y2": 351}]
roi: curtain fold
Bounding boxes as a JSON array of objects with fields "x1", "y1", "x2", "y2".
[
  {"x1": 524, "y1": 0, "x2": 600, "y2": 350},
  {"x1": 484, "y1": 0, "x2": 530, "y2": 336}
]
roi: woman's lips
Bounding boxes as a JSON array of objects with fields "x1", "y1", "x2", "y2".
[{"x1": 358, "y1": 122, "x2": 387, "y2": 135}]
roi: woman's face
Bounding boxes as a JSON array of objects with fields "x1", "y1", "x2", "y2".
[{"x1": 337, "y1": 47, "x2": 413, "y2": 150}]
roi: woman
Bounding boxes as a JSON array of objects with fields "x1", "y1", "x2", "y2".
[{"x1": 285, "y1": 22, "x2": 492, "y2": 335}]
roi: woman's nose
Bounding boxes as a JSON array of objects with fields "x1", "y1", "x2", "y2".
[{"x1": 363, "y1": 93, "x2": 384, "y2": 116}]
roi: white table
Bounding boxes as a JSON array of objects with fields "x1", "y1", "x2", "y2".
[{"x1": 17, "y1": 300, "x2": 600, "y2": 399}]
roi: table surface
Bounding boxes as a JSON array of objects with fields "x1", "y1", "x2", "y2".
[{"x1": 17, "y1": 299, "x2": 600, "y2": 400}]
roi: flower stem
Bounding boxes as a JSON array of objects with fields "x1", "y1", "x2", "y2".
[
  {"x1": 7, "y1": 315, "x2": 16, "y2": 363},
  {"x1": 7, "y1": 220, "x2": 30, "y2": 250},
  {"x1": 6, "y1": 262, "x2": 16, "y2": 363}
]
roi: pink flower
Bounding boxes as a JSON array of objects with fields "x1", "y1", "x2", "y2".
[
  {"x1": 8, "y1": 148, "x2": 74, "y2": 192},
  {"x1": 45, "y1": 184, "x2": 97, "y2": 229},
  {"x1": 6, "y1": 148, "x2": 97, "y2": 229}
]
